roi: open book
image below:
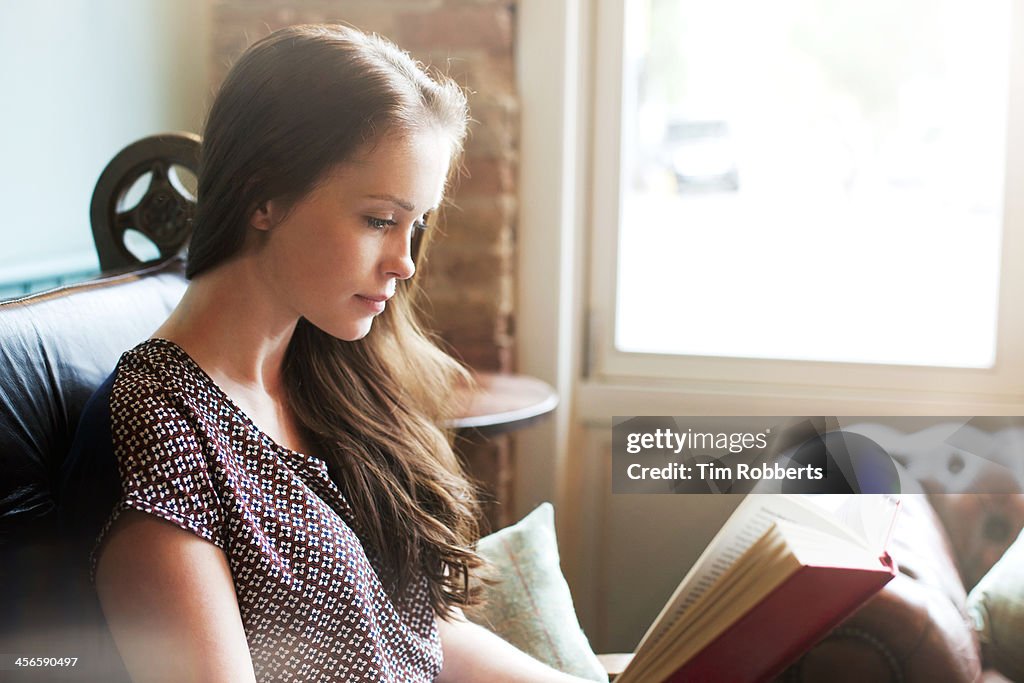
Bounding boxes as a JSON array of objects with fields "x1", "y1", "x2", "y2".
[{"x1": 616, "y1": 494, "x2": 900, "y2": 683}]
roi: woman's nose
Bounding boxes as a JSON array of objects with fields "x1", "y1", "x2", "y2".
[{"x1": 384, "y1": 231, "x2": 416, "y2": 280}]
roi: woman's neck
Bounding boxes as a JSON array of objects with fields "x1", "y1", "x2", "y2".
[{"x1": 153, "y1": 256, "x2": 298, "y2": 399}]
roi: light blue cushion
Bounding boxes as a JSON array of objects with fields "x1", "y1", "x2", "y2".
[
  {"x1": 967, "y1": 526, "x2": 1024, "y2": 681},
  {"x1": 467, "y1": 503, "x2": 607, "y2": 681}
]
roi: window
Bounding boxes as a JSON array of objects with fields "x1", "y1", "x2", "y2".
[{"x1": 587, "y1": 0, "x2": 1024, "y2": 404}]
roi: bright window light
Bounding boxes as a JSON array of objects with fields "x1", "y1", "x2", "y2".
[{"x1": 615, "y1": 0, "x2": 1011, "y2": 368}]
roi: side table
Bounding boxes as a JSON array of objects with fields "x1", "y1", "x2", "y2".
[{"x1": 448, "y1": 372, "x2": 558, "y2": 529}]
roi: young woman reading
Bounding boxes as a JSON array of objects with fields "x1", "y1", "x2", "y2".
[{"x1": 77, "y1": 24, "x2": 591, "y2": 683}]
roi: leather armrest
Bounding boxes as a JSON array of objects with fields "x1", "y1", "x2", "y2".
[{"x1": 779, "y1": 494, "x2": 980, "y2": 682}]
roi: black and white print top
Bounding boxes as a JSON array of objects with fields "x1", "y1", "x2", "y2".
[{"x1": 89, "y1": 338, "x2": 443, "y2": 682}]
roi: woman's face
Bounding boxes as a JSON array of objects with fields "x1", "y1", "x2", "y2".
[{"x1": 252, "y1": 130, "x2": 452, "y2": 341}]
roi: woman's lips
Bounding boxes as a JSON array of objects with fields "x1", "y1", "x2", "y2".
[{"x1": 356, "y1": 294, "x2": 388, "y2": 313}]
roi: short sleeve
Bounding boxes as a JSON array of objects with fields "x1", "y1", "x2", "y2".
[{"x1": 91, "y1": 371, "x2": 227, "y2": 576}]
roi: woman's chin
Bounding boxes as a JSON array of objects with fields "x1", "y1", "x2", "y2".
[{"x1": 335, "y1": 318, "x2": 375, "y2": 342}]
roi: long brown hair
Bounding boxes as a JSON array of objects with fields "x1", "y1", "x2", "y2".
[{"x1": 188, "y1": 24, "x2": 482, "y2": 615}]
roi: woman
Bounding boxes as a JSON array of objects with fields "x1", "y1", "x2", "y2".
[{"x1": 85, "y1": 24, "x2": 590, "y2": 682}]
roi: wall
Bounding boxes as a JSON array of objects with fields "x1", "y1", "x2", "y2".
[{"x1": 0, "y1": 0, "x2": 210, "y2": 293}]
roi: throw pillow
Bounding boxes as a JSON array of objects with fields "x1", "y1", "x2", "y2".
[
  {"x1": 967, "y1": 525, "x2": 1024, "y2": 681},
  {"x1": 466, "y1": 503, "x2": 608, "y2": 682}
]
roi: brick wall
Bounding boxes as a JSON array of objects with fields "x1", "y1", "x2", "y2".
[
  {"x1": 209, "y1": 0, "x2": 518, "y2": 373},
  {"x1": 209, "y1": 0, "x2": 521, "y2": 528}
]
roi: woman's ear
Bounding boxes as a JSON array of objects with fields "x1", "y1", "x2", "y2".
[{"x1": 249, "y1": 200, "x2": 278, "y2": 232}]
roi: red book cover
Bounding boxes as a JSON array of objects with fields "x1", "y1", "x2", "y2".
[{"x1": 662, "y1": 554, "x2": 896, "y2": 683}]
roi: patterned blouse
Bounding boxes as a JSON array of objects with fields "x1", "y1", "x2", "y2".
[{"x1": 89, "y1": 338, "x2": 443, "y2": 682}]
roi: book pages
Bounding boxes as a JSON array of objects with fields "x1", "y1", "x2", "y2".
[{"x1": 629, "y1": 494, "x2": 895, "y2": 664}]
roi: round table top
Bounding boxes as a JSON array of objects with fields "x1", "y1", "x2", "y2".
[{"x1": 446, "y1": 372, "x2": 559, "y2": 436}]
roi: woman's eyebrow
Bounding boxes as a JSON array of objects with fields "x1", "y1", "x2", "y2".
[{"x1": 364, "y1": 193, "x2": 415, "y2": 212}]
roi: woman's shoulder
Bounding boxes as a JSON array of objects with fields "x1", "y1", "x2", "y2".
[
  {"x1": 112, "y1": 338, "x2": 208, "y2": 406},
  {"x1": 58, "y1": 339, "x2": 210, "y2": 540},
  {"x1": 102, "y1": 338, "x2": 232, "y2": 447},
  {"x1": 106, "y1": 339, "x2": 227, "y2": 469},
  {"x1": 117, "y1": 337, "x2": 193, "y2": 382}
]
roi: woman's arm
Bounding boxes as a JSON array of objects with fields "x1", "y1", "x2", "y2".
[
  {"x1": 95, "y1": 510, "x2": 257, "y2": 683},
  {"x1": 436, "y1": 609, "x2": 596, "y2": 683}
]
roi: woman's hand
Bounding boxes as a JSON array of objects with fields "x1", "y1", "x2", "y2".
[
  {"x1": 95, "y1": 510, "x2": 257, "y2": 683},
  {"x1": 435, "y1": 609, "x2": 599, "y2": 683}
]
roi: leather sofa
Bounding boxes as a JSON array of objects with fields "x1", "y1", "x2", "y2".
[
  {"x1": 3, "y1": 260, "x2": 1024, "y2": 682},
  {"x1": 1, "y1": 257, "x2": 188, "y2": 681},
  {"x1": 776, "y1": 424, "x2": 1024, "y2": 683}
]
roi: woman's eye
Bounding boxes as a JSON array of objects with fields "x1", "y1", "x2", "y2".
[
  {"x1": 415, "y1": 212, "x2": 432, "y2": 232},
  {"x1": 366, "y1": 216, "x2": 396, "y2": 230}
]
